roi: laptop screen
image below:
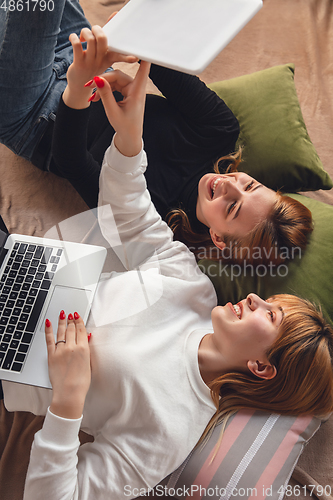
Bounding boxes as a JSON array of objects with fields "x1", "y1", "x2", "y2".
[
  {"x1": 0, "y1": 216, "x2": 9, "y2": 265},
  {"x1": 0, "y1": 215, "x2": 8, "y2": 235}
]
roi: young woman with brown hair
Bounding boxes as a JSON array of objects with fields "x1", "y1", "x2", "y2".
[
  {"x1": 3, "y1": 49, "x2": 330, "y2": 500},
  {"x1": 168, "y1": 152, "x2": 312, "y2": 264},
  {"x1": 0, "y1": 6, "x2": 313, "y2": 267},
  {"x1": 50, "y1": 25, "x2": 312, "y2": 267}
]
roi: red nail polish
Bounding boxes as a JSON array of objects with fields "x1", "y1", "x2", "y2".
[
  {"x1": 45, "y1": 319, "x2": 51, "y2": 327},
  {"x1": 93, "y1": 76, "x2": 104, "y2": 89},
  {"x1": 88, "y1": 333, "x2": 92, "y2": 342},
  {"x1": 74, "y1": 312, "x2": 79, "y2": 320},
  {"x1": 68, "y1": 313, "x2": 74, "y2": 320},
  {"x1": 88, "y1": 92, "x2": 96, "y2": 102},
  {"x1": 84, "y1": 79, "x2": 94, "y2": 87},
  {"x1": 60, "y1": 310, "x2": 66, "y2": 320}
]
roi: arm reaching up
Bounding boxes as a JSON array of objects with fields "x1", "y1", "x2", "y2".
[{"x1": 86, "y1": 61, "x2": 151, "y2": 157}]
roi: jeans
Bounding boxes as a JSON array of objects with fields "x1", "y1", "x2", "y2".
[{"x1": 0, "y1": 0, "x2": 90, "y2": 164}]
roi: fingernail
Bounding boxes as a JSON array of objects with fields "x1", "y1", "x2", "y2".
[
  {"x1": 68, "y1": 313, "x2": 74, "y2": 320},
  {"x1": 74, "y1": 312, "x2": 79, "y2": 320},
  {"x1": 93, "y1": 76, "x2": 104, "y2": 89},
  {"x1": 88, "y1": 92, "x2": 96, "y2": 102},
  {"x1": 60, "y1": 310, "x2": 66, "y2": 320},
  {"x1": 84, "y1": 79, "x2": 94, "y2": 87},
  {"x1": 45, "y1": 318, "x2": 51, "y2": 327},
  {"x1": 88, "y1": 333, "x2": 92, "y2": 342}
]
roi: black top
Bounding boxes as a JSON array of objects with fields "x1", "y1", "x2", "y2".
[{"x1": 50, "y1": 65, "x2": 239, "y2": 232}]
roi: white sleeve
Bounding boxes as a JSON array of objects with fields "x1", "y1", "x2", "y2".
[
  {"x1": 23, "y1": 140, "x2": 207, "y2": 500},
  {"x1": 23, "y1": 409, "x2": 82, "y2": 500},
  {"x1": 24, "y1": 409, "x2": 151, "y2": 500},
  {"x1": 97, "y1": 138, "x2": 176, "y2": 271}
]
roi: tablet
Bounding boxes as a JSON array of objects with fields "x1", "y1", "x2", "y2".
[{"x1": 103, "y1": 0, "x2": 263, "y2": 75}]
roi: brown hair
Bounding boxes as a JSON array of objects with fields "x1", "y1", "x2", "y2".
[
  {"x1": 167, "y1": 150, "x2": 313, "y2": 265},
  {"x1": 199, "y1": 294, "x2": 333, "y2": 447}
]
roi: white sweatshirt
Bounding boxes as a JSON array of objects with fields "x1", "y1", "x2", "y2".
[{"x1": 4, "y1": 139, "x2": 217, "y2": 500}]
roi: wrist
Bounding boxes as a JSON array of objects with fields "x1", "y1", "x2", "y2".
[
  {"x1": 62, "y1": 85, "x2": 92, "y2": 110},
  {"x1": 114, "y1": 133, "x2": 142, "y2": 157},
  {"x1": 50, "y1": 396, "x2": 85, "y2": 420}
]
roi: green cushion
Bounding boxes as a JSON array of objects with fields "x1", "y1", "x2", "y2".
[
  {"x1": 198, "y1": 194, "x2": 333, "y2": 325},
  {"x1": 209, "y1": 64, "x2": 332, "y2": 192}
]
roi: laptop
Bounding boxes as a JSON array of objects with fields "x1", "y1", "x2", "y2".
[
  {"x1": 103, "y1": 0, "x2": 263, "y2": 75},
  {"x1": 0, "y1": 215, "x2": 106, "y2": 389}
]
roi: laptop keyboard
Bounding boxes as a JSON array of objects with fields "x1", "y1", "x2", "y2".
[{"x1": 0, "y1": 242, "x2": 62, "y2": 373}]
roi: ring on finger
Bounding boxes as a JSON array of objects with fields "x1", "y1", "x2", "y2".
[{"x1": 55, "y1": 340, "x2": 66, "y2": 346}]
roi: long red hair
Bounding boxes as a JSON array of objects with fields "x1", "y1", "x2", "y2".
[{"x1": 198, "y1": 294, "x2": 333, "y2": 446}]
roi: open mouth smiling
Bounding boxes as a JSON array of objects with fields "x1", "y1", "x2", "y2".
[
  {"x1": 210, "y1": 176, "x2": 223, "y2": 198},
  {"x1": 227, "y1": 302, "x2": 242, "y2": 319}
]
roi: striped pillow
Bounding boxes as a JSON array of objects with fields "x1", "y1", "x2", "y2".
[{"x1": 160, "y1": 410, "x2": 321, "y2": 500}]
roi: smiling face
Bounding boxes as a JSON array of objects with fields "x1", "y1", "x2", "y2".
[
  {"x1": 196, "y1": 172, "x2": 277, "y2": 249},
  {"x1": 208, "y1": 294, "x2": 284, "y2": 379}
]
